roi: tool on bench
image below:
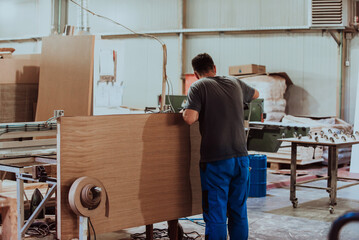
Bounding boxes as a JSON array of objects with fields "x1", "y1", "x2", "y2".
[
  {"x1": 32, "y1": 166, "x2": 48, "y2": 182},
  {"x1": 29, "y1": 188, "x2": 45, "y2": 220}
]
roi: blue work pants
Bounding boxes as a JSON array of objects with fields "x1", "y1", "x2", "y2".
[{"x1": 200, "y1": 156, "x2": 250, "y2": 240}]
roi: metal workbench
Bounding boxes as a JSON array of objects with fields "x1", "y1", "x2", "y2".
[
  {"x1": 0, "y1": 120, "x2": 58, "y2": 239},
  {"x1": 0, "y1": 160, "x2": 57, "y2": 239},
  {"x1": 279, "y1": 137, "x2": 359, "y2": 214}
]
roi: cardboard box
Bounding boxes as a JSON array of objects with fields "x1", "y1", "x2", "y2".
[{"x1": 229, "y1": 64, "x2": 266, "y2": 76}]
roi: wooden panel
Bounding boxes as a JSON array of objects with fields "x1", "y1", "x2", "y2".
[
  {"x1": 0, "y1": 54, "x2": 40, "y2": 84},
  {"x1": 0, "y1": 84, "x2": 38, "y2": 123},
  {"x1": 190, "y1": 122, "x2": 201, "y2": 212},
  {"x1": 58, "y1": 113, "x2": 201, "y2": 239},
  {"x1": 35, "y1": 36, "x2": 95, "y2": 121},
  {"x1": 0, "y1": 197, "x2": 17, "y2": 240}
]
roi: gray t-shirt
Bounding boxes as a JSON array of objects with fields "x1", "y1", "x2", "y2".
[{"x1": 185, "y1": 76, "x2": 255, "y2": 162}]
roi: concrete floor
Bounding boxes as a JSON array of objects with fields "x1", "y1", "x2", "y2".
[
  {"x1": 17, "y1": 169, "x2": 358, "y2": 239},
  {"x1": 97, "y1": 172, "x2": 359, "y2": 240}
]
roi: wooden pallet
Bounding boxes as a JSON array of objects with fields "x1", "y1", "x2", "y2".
[
  {"x1": 266, "y1": 157, "x2": 324, "y2": 170},
  {"x1": 249, "y1": 150, "x2": 324, "y2": 170}
]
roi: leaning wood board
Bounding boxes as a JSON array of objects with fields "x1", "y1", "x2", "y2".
[
  {"x1": 35, "y1": 35, "x2": 95, "y2": 121},
  {"x1": 57, "y1": 114, "x2": 201, "y2": 239}
]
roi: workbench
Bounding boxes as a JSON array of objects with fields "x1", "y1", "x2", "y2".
[{"x1": 279, "y1": 137, "x2": 359, "y2": 214}]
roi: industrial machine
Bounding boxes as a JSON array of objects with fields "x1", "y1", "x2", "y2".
[
  {"x1": 247, "y1": 122, "x2": 310, "y2": 152},
  {"x1": 242, "y1": 98, "x2": 311, "y2": 153},
  {"x1": 158, "y1": 95, "x2": 187, "y2": 113},
  {"x1": 244, "y1": 98, "x2": 264, "y2": 122}
]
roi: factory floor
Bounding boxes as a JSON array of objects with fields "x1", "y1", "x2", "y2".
[{"x1": 97, "y1": 166, "x2": 359, "y2": 240}]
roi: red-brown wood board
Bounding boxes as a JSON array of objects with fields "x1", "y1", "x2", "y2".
[{"x1": 57, "y1": 113, "x2": 201, "y2": 239}]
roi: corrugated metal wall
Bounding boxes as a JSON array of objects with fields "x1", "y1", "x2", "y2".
[
  {"x1": 67, "y1": 0, "x2": 179, "y2": 33},
  {"x1": 186, "y1": 0, "x2": 308, "y2": 28},
  {"x1": 94, "y1": 37, "x2": 181, "y2": 109},
  {"x1": 0, "y1": 0, "x2": 51, "y2": 38},
  {"x1": 1, "y1": 0, "x2": 358, "y2": 122},
  {"x1": 345, "y1": 37, "x2": 359, "y2": 124},
  {"x1": 186, "y1": 33, "x2": 339, "y2": 117}
]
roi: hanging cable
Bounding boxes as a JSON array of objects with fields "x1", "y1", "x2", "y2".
[
  {"x1": 69, "y1": 0, "x2": 168, "y2": 112},
  {"x1": 88, "y1": 217, "x2": 97, "y2": 240}
]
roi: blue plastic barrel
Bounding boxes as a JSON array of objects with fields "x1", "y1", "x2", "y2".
[{"x1": 248, "y1": 154, "x2": 267, "y2": 197}]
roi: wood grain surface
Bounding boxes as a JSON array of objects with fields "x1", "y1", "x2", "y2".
[
  {"x1": 35, "y1": 35, "x2": 95, "y2": 121},
  {"x1": 58, "y1": 114, "x2": 202, "y2": 239}
]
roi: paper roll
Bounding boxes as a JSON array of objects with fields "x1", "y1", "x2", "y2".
[{"x1": 68, "y1": 176, "x2": 107, "y2": 217}]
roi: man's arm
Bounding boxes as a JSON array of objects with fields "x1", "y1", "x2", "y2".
[
  {"x1": 182, "y1": 109, "x2": 199, "y2": 125},
  {"x1": 252, "y1": 89, "x2": 259, "y2": 100}
]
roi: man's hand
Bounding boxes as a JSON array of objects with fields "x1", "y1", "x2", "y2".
[
  {"x1": 182, "y1": 109, "x2": 199, "y2": 125},
  {"x1": 253, "y1": 89, "x2": 259, "y2": 100}
]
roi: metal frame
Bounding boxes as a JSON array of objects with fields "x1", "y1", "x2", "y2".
[
  {"x1": 289, "y1": 141, "x2": 359, "y2": 214},
  {"x1": 0, "y1": 163, "x2": 57, "y2": 239},
  {"x1": 79, "y1": 216, "x2": 88, "y2": 240}
]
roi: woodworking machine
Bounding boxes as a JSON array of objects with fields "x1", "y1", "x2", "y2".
[{"x1": 247, "y1": 122, "x2": 310, "y2": 152}]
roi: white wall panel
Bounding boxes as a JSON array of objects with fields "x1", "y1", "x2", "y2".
[
  {"x1": 345, "y1": 37, "x2": 359, "y2": 124},
  {"x1": 0, "y1": 0, "x2": 51, "y2": 38},
  {"x1": 187, "y1": 0, "x2": 308, "y2": 29},
  {"x1": 94, "y1": 36, "x2": 181, "y2": 109},
  {"x1": 259, "y1": 0, "x2": 308, "y2": 27},
  {"x1": 67, "y1": 0, "x2": 179, "y2": 34},
  {"x1": 0, "y1": 41, "x2": 42, "y2": 54},
  {"x1": 0, "y1": 0, "x2": 348, "y2": 120},
  {"x1": 302, "y1": 34, "x2": 339, "y2": 116},
  {"x1": 186, "y1": 33, "x2": 338, "y2": 117}
]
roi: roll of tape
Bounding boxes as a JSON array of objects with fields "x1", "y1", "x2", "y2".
[{"x1": 68, "y1": 176, "x2": 107, "y2": 217}]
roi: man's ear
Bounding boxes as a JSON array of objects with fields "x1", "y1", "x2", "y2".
[
  {"x1": 194, "y1": 71, "x2": 200, "y2": 79},
  {"x1": 213, "y1": 65, "x2": 217, "y2": 75}
]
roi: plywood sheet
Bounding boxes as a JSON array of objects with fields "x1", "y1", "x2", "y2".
[
  {"x1": 35, "y1": 36, "x2": 95, "y2": 121},
  {"x1": 58, "y1": 113, "x2": 201, "y2": 239}
]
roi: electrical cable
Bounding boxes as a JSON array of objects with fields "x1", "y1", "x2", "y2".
[
  {"x1": 25, "y1": 220, "x2": 56, "y2": 238},
  {"x1": 166, "y1": 80, "x2": 175, "y2": 113},
  {"x1": 130, "y1": 228, "x2": 202, "y2": 240},
  {"x1": 180, "y1": 217, "x2": 206, "y2": 227},
  {"x1": 69, "y1": 0, "x2": 169, "y2": 112},
  {"x1": 89, "y1": 217, "x2": 97, "y2": 240},
  {"x1": 246, "y1": 102, "x2": 252, "y2": 141}
]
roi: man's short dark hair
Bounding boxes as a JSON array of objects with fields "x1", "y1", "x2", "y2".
[{"x1": 192, "y1": 53, "x2": 214, "y2": 75}]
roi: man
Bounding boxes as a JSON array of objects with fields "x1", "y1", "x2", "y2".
[{"x1": 182, "y1": 53, "x2": 259, "y2": 240}]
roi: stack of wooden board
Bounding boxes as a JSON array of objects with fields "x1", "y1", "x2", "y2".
[{"x1": 0, "y1": 54, "x2": 40, "y2": 122}]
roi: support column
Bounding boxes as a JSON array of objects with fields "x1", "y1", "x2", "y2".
[{"x1": 178, "y1": 0, "x2": 187, "y2": 94}]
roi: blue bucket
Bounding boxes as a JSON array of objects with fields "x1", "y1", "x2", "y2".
[{"x1": 248, "y1": 154, "x2": 267, "y2": 197}]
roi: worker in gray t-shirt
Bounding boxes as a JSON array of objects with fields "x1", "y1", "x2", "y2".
[{"x1": 183, "y1": 53, "x2": 259, "y2": 240}]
